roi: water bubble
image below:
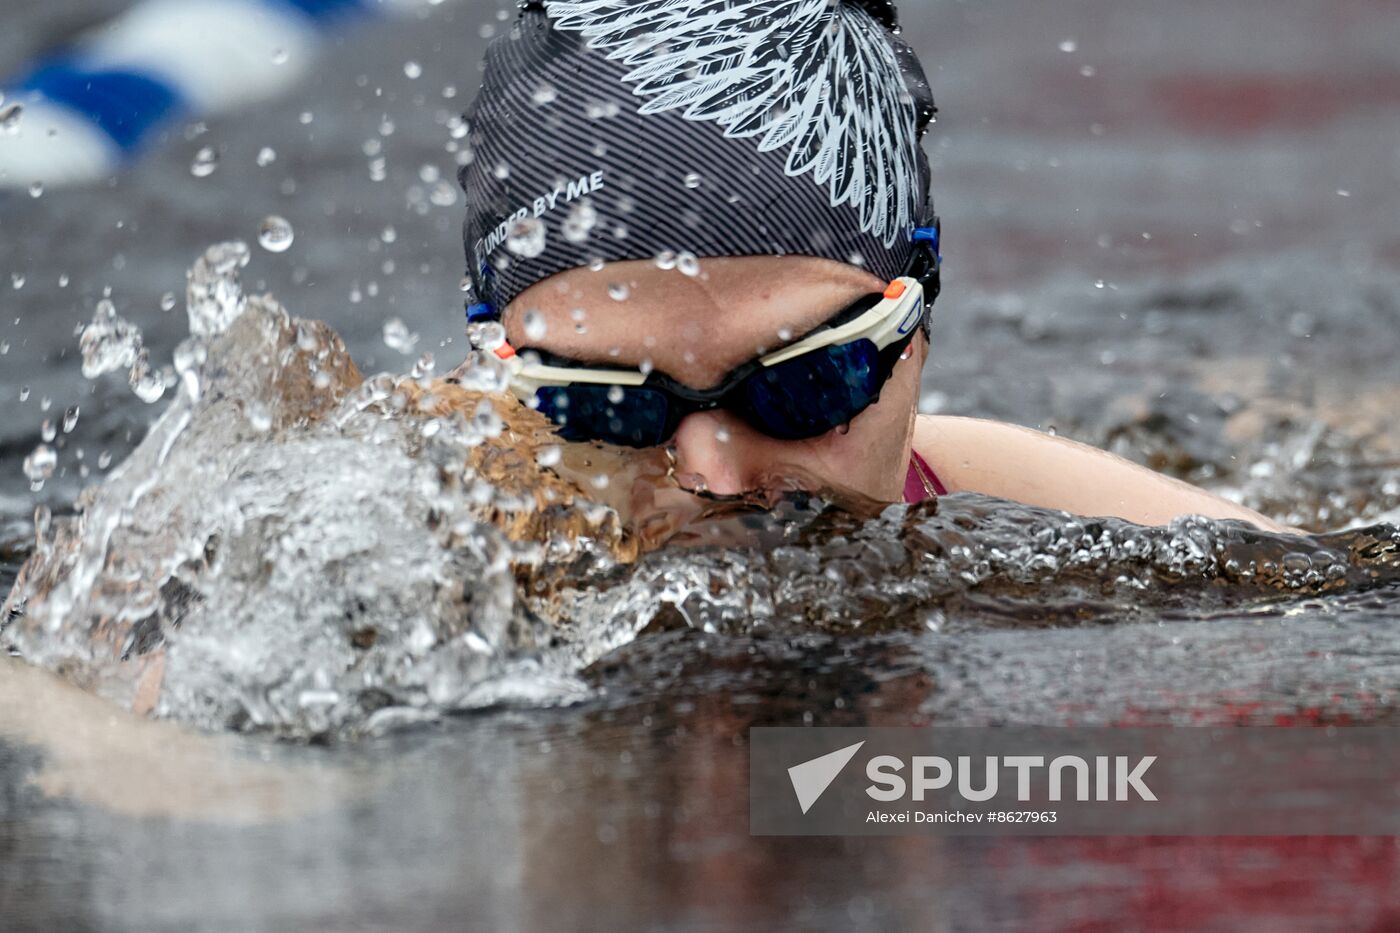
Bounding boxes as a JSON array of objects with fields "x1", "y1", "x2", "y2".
[
  {"x1": 676, "y1": 252, "x2": 701, "y2": 277},
  {"x1": 493, "y1": 163, "x2": 511, "y2": 180},
  {"x1": 523, "y1": 309, "x2": 548, "y2": 341},
  {"x1": 190, "y1": 146, "x2": 220, "y2": 177},
  {"x1": 23, "y1": 444, "x2": 56, "y2": 486},
  {"x1": 80, "y1": 300, "x2": 143, "y2": 379},
  {"x1": 654, "y1": 250, "x2": 677, "y2": 270},
  {"x1": 682, "y1": 172, "x2": 702, "y2": 189},
  {"x1": 404, "y1": 61, "x2": 423, "y2": 79},
  {"x1": 256, "y1": 146, "x2": 277, "y2": 167},
  {"x1": 258, "y1": 215, "x2": 295, "y2": 253},
  {"x1": 562, "y1": 199, "x2": 598, "y2": 243},
  {"x1": 129, "y1": 351, "x2": 167, "y2": 403},
  {"x1": 506, "y1": 217, "x2": 547, "y2": 258},
  {"x1": 381, "y1": 225, "x2": 398, "y2": 244},
  {"x1": 382, "y1": 317, "x2": 419, "y2": 354},
  {"x1": 1058, "y1": 39, "x2": 1078, "y2": 53},
  {"x1": 0, "y1": 102, "x2": 23, "y2": 132},
  {"x1": 607, "y1": 282, "x2": 630, "y2": 302},
  {"x1": 28, "y1": 182, "x2": 43, "y2": 199}
]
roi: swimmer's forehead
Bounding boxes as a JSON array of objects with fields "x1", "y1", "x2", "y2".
[{"x1": 502, "y1": 255, "x2": 886, "y2": 383}]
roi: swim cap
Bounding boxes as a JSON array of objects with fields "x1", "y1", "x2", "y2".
[{"x1": 459, "y1": 0, "x2": 936, "y2": 314}]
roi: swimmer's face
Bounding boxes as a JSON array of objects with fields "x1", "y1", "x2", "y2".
[{"x1": 504, "y1": 256, "x2": 925, "y2": 502}]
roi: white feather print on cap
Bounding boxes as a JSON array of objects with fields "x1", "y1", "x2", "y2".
[{"x1": 541, "y1": 0, "x2": 922, "y2": 248}]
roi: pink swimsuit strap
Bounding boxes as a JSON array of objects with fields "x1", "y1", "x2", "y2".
[{"x1": 903, "y1": 450, "x2": 947, "y2": 503}]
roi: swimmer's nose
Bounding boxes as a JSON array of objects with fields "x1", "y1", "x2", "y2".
[{"x1": 670, "y1": 410, "x2": 795, "y2": 496}]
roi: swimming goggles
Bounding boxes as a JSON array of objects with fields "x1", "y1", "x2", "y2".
[{"x1": 489, "y1": 225, "x2": 941, "y2": 449}]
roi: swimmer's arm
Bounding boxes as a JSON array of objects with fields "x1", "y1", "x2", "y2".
[{"x1": 913, "y1": 415, "x2": 1296, "y2": 534}]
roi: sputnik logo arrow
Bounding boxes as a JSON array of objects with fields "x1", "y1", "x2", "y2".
[{"x1": 787, "y1": 741, "x2": 865, "y2": 814}]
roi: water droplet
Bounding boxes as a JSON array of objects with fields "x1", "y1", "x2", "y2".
[
  {"x1": 429, "y1": 180, "x2": 458, "y2": 207},
  {"x1": 536, "y1": 445, "x2": 562, "y2": 468},
  {"x1": 256, "y1": 146, "x2": 277, "y2": 167},
  {"x1": 41, "y1": 419, "x2": 56, "y2": 443},
  {"x1": 173, "y1": 338, "x2": 207, "y2": 376},
  {"x1": 562, "y1": 198, "x2": 598, "y2": 243},
  {"x1": 62, "y1": 406, "x2": 80, "y2": 434},
  {"x1": 0, "y1": 102, "x2": 23, "y2": 133},
  {"x1": 607, "y1": 282, "x2": 630, "y2": 301},
  {"x1": 190, "y1": 146, "x2": 220, "y2": 178},
  {"x1": 639, "y1": 358, "x2": 654, "y2": 375},
  {"x1": 19, "y1": 386, "x2": 30, "y2": 402},
  {"x1": 586, "y1": 100, "x2": 621, "y2": 119},
  {"x1": 160, "y1": 292, "x2": 177, "y2": 311},
  {"x1": 1058, "y1": 39, "x2": 1078, "y2": 53},
  {"x1": 654, "y1": 250, "x2": 677, "y2": 270},
  {"x1": 1080, "y1": 64, "x2": 1097, "y2": 78},
  {"x1": 381, "y1": 225, "x2": 398, "y2": 244},
  {"x1": 467, "y1": 321, "x2": 507, "y2": 351},
  {"x1": 129, "y1": 351, "x2": 167, "y2": 404},
  {"x1": 506, "y1": 217, "x2": 547, "y2": 258},
  {"x1": 1337, "y1": 189, "x2": 1352, "y2": 198},
  {"x1": 523, "y1": 309, "x2": 548, "y2": 341},
  {"x1": 258, "y1": 215, "x2": 295, "y2": 253},
  {"x1": 11, "y1": 273, "x2": 25, "y2": 290},
  {"x1": 272, "y1": 48, "x2": 289, "y2": 65},
  {"x1": 245, "y1": 401, "x2": 273, "y2": 433},
  {"x1": 382, "y1": 317, "x2": 419, "y2": 354},
  {"x1": 714, "y1": 426, "x2": 730, "y2": 443},
  {"x1": 591, "y1": 473, "x2": 610, "y2": 490},
  {"x1": 404, "y1": 61, "x2": 423, "y2": 79},
  {"x1": 28, "y1": 181, "x2": 43, "y2": 198},
  {"x1": 493, "y1": 163, "x2": 511, "y2": 180},
  {"x1": 676, "y1": 252, "x2": 701, "y2": 277},
  {"x1": 532, "y1": 85, "x2": 559, "y2": 106},
  {"x1": 473, "y1": 399, "x2": 504, "y2": 438},
  {"x1": 607, "y1": 385, "x2": 625, "y2": 404},
  {"x1": 23, "y1": 444, "x2": 56, "y2": 485},
  {"x1": 776, "y1": 327, "x2": 793, "y2": 341},
  {"x1": 682, "y1": 172, "x2": 702, "y2": 189},
  {"x1": 80, "y1": 300, "x2": 143, "y2": 379}
]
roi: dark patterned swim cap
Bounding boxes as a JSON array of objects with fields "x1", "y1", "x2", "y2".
[{"x1": 459, "y1": 0, "x2": 936, "y2": 313}]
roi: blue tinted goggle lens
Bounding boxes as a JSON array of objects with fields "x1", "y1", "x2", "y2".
[
  {"x1": 740, "y1": 339, "x2": 884, "y2": 440},
  {"x1": 533, "y1": 339, "x2": 891, "y2": 448},
  {"x1": 533, "y1": 385, "x2": 673, "y2": 447}
]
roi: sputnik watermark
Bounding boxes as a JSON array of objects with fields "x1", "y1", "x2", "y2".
[{"x1": 751, "y1": 727, "x2": 1400, "y2": 836}]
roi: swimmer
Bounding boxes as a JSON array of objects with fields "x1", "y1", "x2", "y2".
[{"x1": 455, "y1": 0, "x2": 1290, "y2": 534}]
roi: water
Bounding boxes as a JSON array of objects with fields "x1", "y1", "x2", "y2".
[{"x1": 4, "y1": 0, "x2": 1400, "y2": 928}]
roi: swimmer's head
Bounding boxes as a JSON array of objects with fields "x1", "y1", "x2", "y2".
[{"x1": 457, "y1": 0, "x2": 937, "y2": 313}]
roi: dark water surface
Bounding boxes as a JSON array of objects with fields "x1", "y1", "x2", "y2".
[{"x1": 4, "y1": 0, "x2": 1400, "y2": 930}]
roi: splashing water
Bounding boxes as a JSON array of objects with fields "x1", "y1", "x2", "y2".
[{"x1": 4, "y1": 244, "x2": 1400, "y2": 742}]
